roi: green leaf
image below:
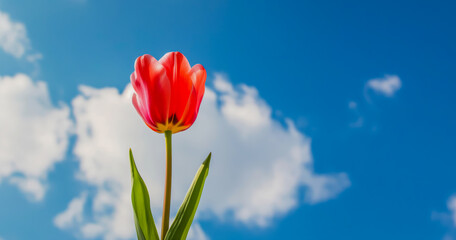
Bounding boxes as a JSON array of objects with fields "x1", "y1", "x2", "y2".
[
  {"x1": 165, "y1": 153, "x2": 212, "y2": 240},
  {"x1": 130, "y1": 149, "x2": 160, "y2": 240}
]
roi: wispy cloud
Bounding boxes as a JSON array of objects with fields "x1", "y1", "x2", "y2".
[
  {"x1": 348, "y1": 101, "x2": 364, "y2": 128},
  {"x1": 432, "y1": 195, "x2": 456, "y2": 239},
  {"x1": 0, "y1": 74, "x2": 73, "y2": 201},
  {"x1": 449, "y1": 197, "x2": 456, "y2": 224},
  {"x1": 54, "y1": 73, "x2": 350, "y2": 240},
  {"x1": 0, "y1": 10, "x2": 28, "y2": 58},
  {"x1": 186, "y1": 223, "x2": 209, "y2": 240},
  {"x1": 54, "y1": 192, "x2": 87, "y2": 230},
  {"x1": 366, "y1": 75, "x2": 402, "y2": 97},
  {"x1": 0, "y1": 10, "x2": 41, "y2": 63},
  {"x1": 347, "y1": 75, "x2": 402, "y2": 129}
]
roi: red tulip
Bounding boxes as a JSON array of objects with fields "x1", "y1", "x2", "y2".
[{"x1": 131, "y1": 52, "x2": 207, "y2": 134}]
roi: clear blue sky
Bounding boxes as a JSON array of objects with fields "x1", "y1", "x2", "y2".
[{"x1": 0, "y1": 0, "x2": 455, "y2": 239}]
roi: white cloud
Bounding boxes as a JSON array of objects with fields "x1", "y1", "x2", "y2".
[
  {"x1": 348, "y1": 101, "x2": 357, "y2": 110},
  {"x1": 54, "y1": 192, "x2": 87, "y2": 229},
  {"x1": 56, "y1": 74, "x2": 349, "y2": 239},
  {"x1": 0, "y1": 73, "x2": 73, "y2": 201},
  {"x1": 366, "y1": 75, "x2": 402, "y2": 97},
  {"x1": 214, "y1": 74, "x2": 271, "y2": 130},
  {"x1": 9, "y1": 177, "x2": 47, "y2": 200},
  {"x1": 26, "y1": 53, "x2": 43, "y2": 62},
  {"x1": 433, "y1": 195, "x2": 456, "y2": 239},
  {"x1": 449, "y1": 196, "x2": 456, "y2": 225},
  {"x1": 0, "y1": 10, "x2": 28, "y2": 58},
  {"x1": 348, "y1": 101, "x2": 364, "y2": 128},
  {"x1": 187, "y1": 223, "x2": 209, "y2": 240},
  {"x1": 0, "y1": 10, "x2": 41, "y2": 62}
]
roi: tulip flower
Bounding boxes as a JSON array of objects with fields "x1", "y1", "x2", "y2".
[
  {"x1": 131, "y1": 52, "x2": 207, "y2": 134},
  {"x1": 129, "y1": 52, "x2": 210, "y2": 240}
]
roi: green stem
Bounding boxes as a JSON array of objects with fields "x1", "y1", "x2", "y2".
[{"x1": 161, "y1": 130, "x2": 172, "y2": 240}]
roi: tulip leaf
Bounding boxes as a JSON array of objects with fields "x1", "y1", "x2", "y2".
[
  {"x1": 130, "y1": 149, "x2": 160, "y2": 240},
  {"x1": 165, "y1": 153, "x2": 211, "y2": 240}
]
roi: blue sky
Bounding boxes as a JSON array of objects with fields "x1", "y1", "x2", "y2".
[{"x1": 0, "y1": 0, "x2": 455, "y2": 240}]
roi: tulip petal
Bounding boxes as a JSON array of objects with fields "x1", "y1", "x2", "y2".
[
  {"x1": 181, "y1": 87, "x2": 199, "y2": 130},
  {"x1": 131, "y1": 73, "x2": 153, "y2": 127},
  {"x1": 130, "y1": 52, "x2": 206, "y2": 134},
  {"x1": 133, "y1": 55, "x2": 171, "y2": 129},
  {"x1": 132, "y1": 93, "x2": 159, "y2": 132},
  {"x1": 158, "y1": 52, "x2": 192, "y2": 85},
  {"x1": 171, "y1": 85, "x2": 198, "y2": 133},
  {"x1": 190, "y1": 64, "x2": 207, "y2": 109},
  {"x1": 159, "y1": 52, "x2": 193, "y2": 125}
]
